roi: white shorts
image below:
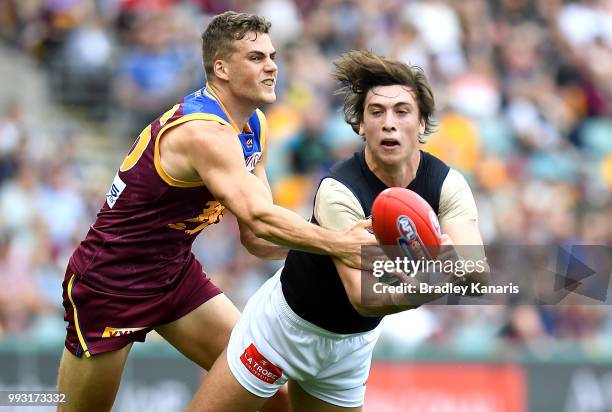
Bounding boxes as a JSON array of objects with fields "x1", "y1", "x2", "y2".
[{"x1": 227, "y1": 270, "x2": 381, "y2": 408}]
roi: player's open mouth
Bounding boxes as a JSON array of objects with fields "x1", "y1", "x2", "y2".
[
  {"x1": 262, "y1": 79, "x2": 275, "y2": 86},
  {"x1": 381, "y1": 139, "x2": 400, "y2": 147}
]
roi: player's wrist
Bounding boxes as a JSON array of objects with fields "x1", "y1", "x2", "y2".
[{"x1": 323, "y1": 227, "x2": 348, "y2": 255}]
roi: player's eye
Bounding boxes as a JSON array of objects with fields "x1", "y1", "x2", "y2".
[{"x1": 250, "y1": 55, "x2": 261, "y2": 62}]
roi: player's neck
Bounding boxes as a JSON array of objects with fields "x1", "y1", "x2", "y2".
[
  {"x1": 207, "y1": 82, "x2": 254, "y2": 132},
  {"x1": 365, "y1": 149, "x2": 421, "y2": 188}
]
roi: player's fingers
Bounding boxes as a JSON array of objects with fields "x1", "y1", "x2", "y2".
[
  {"x1": 355, "y1": 218, "x2": 373, "y2": 231},
  {"x1": 359, "y1": 228, "x2": 378, "y2": 245}
]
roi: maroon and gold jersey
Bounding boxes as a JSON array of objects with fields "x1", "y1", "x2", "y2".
[{"x1": 69, "y1": 84, "x2": 267, "y2": 294}]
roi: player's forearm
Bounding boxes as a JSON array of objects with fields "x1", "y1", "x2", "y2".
[
  {"x1": 248, "y1": 203, "x2": 338, "y2": 255},
  {"x1": 242, "y1": 235, "x2": 289, "y2": 260},
  {"x1": 238, "y1": 220, "x2": 288, "y2": 259}
]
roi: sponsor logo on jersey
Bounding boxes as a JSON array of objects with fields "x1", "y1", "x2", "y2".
[
  {"x1": 245, "y1": 152, "x2": 261, "y2": 172},
  {"x1": 102, "y1": 326, "x2": 146, "y2": 338},
  {"x1": 245, "y1": 137, "x2": 253, "y2": 150},
  {"x1": 429, "y1": 210, "x2": 442, "y2": 236},
  {"x1": 240, "y1": 343, "x2": 283, "y2": 384},
  {"x1": 106, "y1": 173, "x2": 126, "y2": 209}
]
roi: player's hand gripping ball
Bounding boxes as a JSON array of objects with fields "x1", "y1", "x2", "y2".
[{"x1": 371, "y1": 188, "x2": 442, "y2": 260}]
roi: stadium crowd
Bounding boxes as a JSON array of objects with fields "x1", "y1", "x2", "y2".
[{"x1": 0, "y1": 0, "x2": 611, "y2": 358}]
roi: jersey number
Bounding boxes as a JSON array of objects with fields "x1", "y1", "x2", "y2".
[
  {"x1": 119, "y1": 104, "x2": 180, "y2": 172},
  {"x1": 120, "y1": 125, "x2": 152, "y2": 172}
]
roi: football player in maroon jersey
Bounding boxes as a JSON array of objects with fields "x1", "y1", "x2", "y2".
[{"x1": 56, "y1": 12, "x2": 375, "y2": 412}]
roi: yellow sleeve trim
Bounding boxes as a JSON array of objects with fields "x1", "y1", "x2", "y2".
[
  {"x1": 255, "y1": 109, "x2": 267, "y2": 151},
  {"x1": 67, "y1": 275, "x2": 91, "y2": 358},
  {"x1": 154, "y1": 113, "x2": 232, "y2": 188}
]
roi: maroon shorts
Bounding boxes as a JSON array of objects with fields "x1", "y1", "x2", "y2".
[{"x1": 62, "y1": 261, "x2": 222, "y2": 358}]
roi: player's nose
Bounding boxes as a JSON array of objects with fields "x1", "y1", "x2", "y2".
[
  {"x1": 382, "y1": 112, "x2": 396, "y2": 132},
  {"x1": 265, "y1": 58, "x2": 278, "y2": 73}
]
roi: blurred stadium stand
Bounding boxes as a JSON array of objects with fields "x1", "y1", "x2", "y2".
[{"x1": 0, "y1": 0, "x2": 611, "y2": 411}]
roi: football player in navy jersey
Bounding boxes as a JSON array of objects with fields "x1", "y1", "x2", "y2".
[
  {"x1": 188, "y1": 50, "x2": 489, "y2": 412},
  {"x1": 56, "y1": 12, "x2": 375, "y2": 412}
]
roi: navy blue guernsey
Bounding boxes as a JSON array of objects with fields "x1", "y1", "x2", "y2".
[{"x1": 281, "y1": 150, "x2": 450, "y2": 334}]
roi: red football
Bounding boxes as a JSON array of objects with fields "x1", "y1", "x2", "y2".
[{"x1": 371, "y1": 188, "x2": 442, "y2": 259}]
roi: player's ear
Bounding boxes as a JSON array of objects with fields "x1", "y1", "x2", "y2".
[
  {"x1": 419, "y1": 119, "x2": 425, "y2": 135},
  {"x1": 358, "y1": 124, "x2": 365, "y2": 141},
  {"x1": 213, "y1": 60, "x2": 229, "y2": 81}
]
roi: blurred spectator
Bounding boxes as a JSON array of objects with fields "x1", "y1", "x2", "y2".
[
  {"x1": 286, "y1": 100, "x2": 332, "y2": 174},
  {"x1": 114, "y1": 11, "x2": 193, "y2": 137},
  {"x1": 402, "y1": 0, "x2": 465, "y2": 78},
  {"x1": 55, "y1": 12, "x2": 115, "y2": 120},
  {"x1": 37, "y1": 162, "x2": 87, "y2": 255},
  {"x1": 0, "y1": 103, "x2": 26, "y2": 183},
  {"x1": 0, "y1": 166, "x2": 41, "y2": 242}
]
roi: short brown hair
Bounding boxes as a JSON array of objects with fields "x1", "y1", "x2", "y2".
[
  {"x1": 333, "y1": 50, "x2": 436, "y2": 143},
  {"x1": 202, "y1": 11, "x2": 271, "y2": 79}
]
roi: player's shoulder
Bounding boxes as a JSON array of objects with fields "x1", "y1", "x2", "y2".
[
  {"x1": 440, "y1": 166, "x2": 476, "y2": 199},
  {"x1": 318, "y1": 177, "x2": 355, "y2": 197},
  {"x1": 317, "y1": 178, "x2": 363, "y2": 212},
  {"x1": 328, "y1": 151, "x2": 364, "y2": 190},
  {"x1": 330, "y1": 151, "x2": 361, "y2": 175},
  {"x1": 443, "y1": 168, "x2": 469, "y2": 186},
  {"x1": 420, "y1": 150, "x2": 450, "y2": 177},
  {"x1": 174, "y1": 119, "x2": 235, "y2": 143},
  {"x1": 160, "y1": 119, "x2": 237, "y2": 164},
  {"x1": 438, "y1": 166, "x2": 478, "y2": 222}
]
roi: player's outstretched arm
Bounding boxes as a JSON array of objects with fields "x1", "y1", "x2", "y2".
[
  {"x1": 235, "y1": 135, "x2": 288, "y2": 260},
  {"x1": 237, "y1": 219, "x2": 288, "y2": 260},
  {"x1": 181, "y1": 120, "x2": 376, "y2": 268}
]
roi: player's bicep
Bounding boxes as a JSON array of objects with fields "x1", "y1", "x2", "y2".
[{"x1": 186, "y1": 122, "x2": 270, "y2": 221}]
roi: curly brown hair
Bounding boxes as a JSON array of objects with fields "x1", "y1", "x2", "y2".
[
  {"x1": 333, "y1": 50, "x2": 436, "y2": 143},
  {"x1": 202, "y1": 11, "x2": 271, "y2": 79}
]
